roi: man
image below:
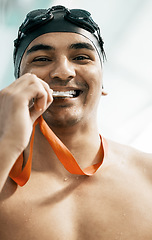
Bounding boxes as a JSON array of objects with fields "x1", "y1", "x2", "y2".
[{"x1": 0, "y1": 5, "x2": 152, "y2": 240}]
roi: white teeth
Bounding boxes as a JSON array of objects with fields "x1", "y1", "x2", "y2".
[{"x1": 52, "y1": 90, "x2": 76, "y2": 98}]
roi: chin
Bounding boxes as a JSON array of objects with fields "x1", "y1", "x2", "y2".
[{"x1": 43, "y1": 110, "x2": 83, "y2": 129}]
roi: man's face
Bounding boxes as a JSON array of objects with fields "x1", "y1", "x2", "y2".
[{"x1": 20, "y1": 32, "x2": 103, "y2": 128}]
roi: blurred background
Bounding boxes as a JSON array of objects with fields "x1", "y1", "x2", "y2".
[{"x1": 0, "y1": 0, "x2": 152, "y2": 152}]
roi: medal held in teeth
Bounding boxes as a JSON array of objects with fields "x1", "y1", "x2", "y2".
[{"x1": 52, "y1": 90, "x2": 76, "y2": 98}]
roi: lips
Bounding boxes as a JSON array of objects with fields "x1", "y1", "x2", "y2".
[{"x1": 52, "y1": 90, "x2": 82, "y2": 99}]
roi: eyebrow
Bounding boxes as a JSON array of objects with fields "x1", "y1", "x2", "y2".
[
  {"x1": 69, "y1": 42, "x2": 95, "y2": 51},
  {"x1": 26, "y1": 42, "x2": 95, "y2": 56},
  {"x1": 26, "y1": 44, "x2": 55, "y2": 55}
]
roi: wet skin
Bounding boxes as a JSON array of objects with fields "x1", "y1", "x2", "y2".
[{"x1": 0, "y1": 32, "x2": 152, "y2": 240}]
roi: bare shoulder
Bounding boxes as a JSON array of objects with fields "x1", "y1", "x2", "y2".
[{"x1": 105, "y1": 138, "x2": 152, "y2": 183}]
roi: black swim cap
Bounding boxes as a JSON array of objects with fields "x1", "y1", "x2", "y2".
[{"x1": 14, "y1": 5, "x2": 106, "y2": 78}]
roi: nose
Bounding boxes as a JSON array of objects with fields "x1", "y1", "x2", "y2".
[{"x1": 50, "y1": 56, "x2": 76, "y2": 81}]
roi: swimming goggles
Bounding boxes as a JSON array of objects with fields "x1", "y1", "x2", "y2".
[{"x1": 14, "y1": 5, "x2": 106, "y2": 63}]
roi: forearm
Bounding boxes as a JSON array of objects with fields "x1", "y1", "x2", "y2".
[
  {"x1": 0, "y1": 137, "x2": 21, "y2": 192},
  {"x1": 0, "y1": 73, "x2": 53, "y2": 191}
]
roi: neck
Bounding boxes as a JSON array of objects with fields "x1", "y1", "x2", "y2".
[{"x1": 24, "y1": 118, "x2": 103, "y2": 178}]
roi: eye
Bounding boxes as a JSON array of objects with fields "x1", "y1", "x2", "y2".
[
  {"x1": 73, "y1": 55, "x2": 90, "y2": 61},
  {"x1": 33, "y1": 57, "x2": 51, "y2": 62}
]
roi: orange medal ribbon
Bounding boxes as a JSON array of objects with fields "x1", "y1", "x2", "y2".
[{"x1": 9, "y1": 116, "x2": 107, "y2": 186}]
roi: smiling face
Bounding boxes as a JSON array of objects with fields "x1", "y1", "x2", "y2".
[{"x1": 20, "y1": 32, "x2": 103, "y2": 129}]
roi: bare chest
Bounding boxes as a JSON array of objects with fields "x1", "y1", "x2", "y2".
[{"x1": 0, "y1": 173, "x2": 152, "y2": 240}]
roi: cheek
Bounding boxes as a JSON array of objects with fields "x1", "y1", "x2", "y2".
[
  {"x1": 80, "y1": 66, "x2": 103, "y2": 110},
  {"x1": 81, "y1": 66, "x2": 103, "y2": 91},
  {"x1": 28, "y1": 68, "x2": 48, "y2": 80},
  {"x1": 20, "y1": 60, "x2": 34, "y2": 77},
  {"x1": 20, "y1": 61, "x2": 49, "y2": 80}
]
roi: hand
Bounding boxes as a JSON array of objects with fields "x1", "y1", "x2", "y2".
[{"x1": 0, "y1": 73, "x2": 53, "y2": 154}]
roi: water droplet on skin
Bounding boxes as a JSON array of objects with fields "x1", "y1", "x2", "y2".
[{"x1": 64, "y1": 177, "x2": 68, "y2": 181}]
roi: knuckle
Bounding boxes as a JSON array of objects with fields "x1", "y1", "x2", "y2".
[
  {"x1": 23, "y1": 73, "x2": 38, "y2": 84},
  {"x1": 0, "y1": 87, "x2": 13, "y2": 98},
  {"x1": 41, "y1": 89, "x2": 48, "y2": 99}
]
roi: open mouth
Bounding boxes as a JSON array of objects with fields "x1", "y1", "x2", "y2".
[{"x1": 52, "y1": 90, "x2": 82, "y2": 99}]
